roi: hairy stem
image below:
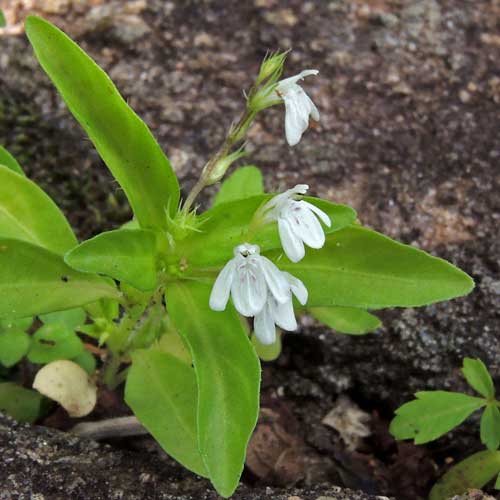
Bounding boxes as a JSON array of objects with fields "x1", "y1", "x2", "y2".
[{"x1": 182, "y1": 108, "x2": 255, "y2": 213}]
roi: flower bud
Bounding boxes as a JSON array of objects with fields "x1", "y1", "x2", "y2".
[
  {"x1": 204, "y1": 147, "x2": 247, "y2": 185},
  {"x1": 256, "y1": 50, "x2": 288, "y2": 85}
]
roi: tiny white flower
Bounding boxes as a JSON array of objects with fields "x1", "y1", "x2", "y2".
[
  {"x1": 262, "y1": 184, "x2": 331, "y2": 263},
  {"x1": 209, "y1": 243, "x2": 290, "y2": 317},
  {"x1": 275, "y1": 69, "x2": 320, "y2": 146},
  {"x1": 254, "y1": 272, "x2": 308, "y2": 345}
]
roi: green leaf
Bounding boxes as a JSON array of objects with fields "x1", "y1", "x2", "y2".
[
  {"x1": 65, "y1": 229, "x2": 158, "y2": 291},
  {"x1": 481, "y1": 404, "x2": 500, "y2": 451},
  {"x1": 271, "y1": 226, "x2": 474, "y2": 309},
  {"x1": 0, "y1": 145, "x2": 24, "y2": 175},
  {"x1": 390, "y1": 391, "x2": 485, "y2": 444},
  {"x1": 429, "y1": 450, "x2": 500, "y2": 500},
  {"x1": 25, "y1": 16, "x2": 179, "y2": 230},
  {"x1": 0, "y1": 317, "x2": 33, "y2": 332},
  {"x1": 27, "y1": 323, "x2": 84, "y2": 364},
  {"x1": 309, "y1": 306, "x2": 381, "y2": 335},
  {"x1": 125, "y1": 348, "x2": 207, "y2": 477},
  {"x1": 0, "y1": 238, "x2": 120, "y2": 319},
  {"x1": 167, "y1": 281, "x2": 260, "y2": 498},
  {"x1": 40, "y1": 308, "x2": 86, "y2": 330},
  {"x1": 0, "y1": 165, "x2": 77, "y2": 254},
  {"x1": 0, "y1": 330, "x2": 31, "y2": 367},
  {"x1": 251, "y1": 333, "x2": 282, "y2": 361},
  {"x1": 495, "y1": 472, "x2": 500, "y2": 490},
  {"x1": 213, "y1": 166, "x2": 264, "y2": 206},
  {"x1": 179, "y1": 195, "x2": 356, "y2": 267},
  {"x1": 72, "y1": 350, "x2": 96, "y2": 375},
  {"x1": 0, "y1": 11, "x2": 6, "y2": 28},
  {"x1": 0, "y1": 382, "x2": 45, "y2": 422},
  {"x1": 462, "y1": 358, "x2": 495, "y2": 399}
]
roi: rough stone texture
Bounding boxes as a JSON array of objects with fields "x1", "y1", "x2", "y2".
[
  {"x1": 0, "y1": 413, "x2": 391, "y2": 500},
  {"x1": 0, "y1": 0, "x2": 499, "y2": 498}
]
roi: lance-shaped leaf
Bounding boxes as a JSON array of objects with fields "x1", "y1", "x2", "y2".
[
  {"x1": 462, "y1": 358, "x2": 495, "y2": 399},
  {"x1": 125, "y1": 349, "x2": 208, "y2": 477},
  {"x1": 179, "y1": 195, "x2": 356, "y2": 267},
  {"x1": 390, "y1": 391, "x2": 485, "y2": 444},
  {"x1": 481, "y1": 404, "x2": 500, "y2": 451},
  {"x1": 25, "y1": 16, "x2": 179, "y2": 230},
  {"x1": 213, "y1": 166, "x2": 264, "y2": 206},
  {"x1": 0, "y1": 145, "x2": 24, "y2": 175},
  {"x1": 309, "y1": 306, "x2": 381, "y2": 335},
  {"x1": 270, "y1": 226, "x2": 474, "y2": 309},
  {"x1": 429, "y1": 450, "x2": 500, "y2": 500},
  {"x1": 0, "y1": 238, "x2": 120, "y2": 319},
  {"x1": 167, "y1": 281, "x2": 260, "y2": 498},
  {"x1": 65, "y1": 229, "x2": 158, "y2": 291},
  {"x1": 0, "y1": 165, "x2": 77, "y2": 254}
]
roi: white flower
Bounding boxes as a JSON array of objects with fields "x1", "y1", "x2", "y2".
[
  {"x1": 275, "y1": 69, "x2": 320, "y2": 146},
  {"x1": 262, "y1": 184, "x2": 331, "y2": 263},
  {"x1": 254, "y1": 272, "x2": 308, "y2": 345},
  {"x1": 209, "y1": 243, "x2": 290, "y2": 317}
]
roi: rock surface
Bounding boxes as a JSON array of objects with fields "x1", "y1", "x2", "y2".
[
  {"x1": 0, "y1": 0, "x2": 499, "y2": 498},
  {"x1": 0, "y1": 413, "x2": 390, "y2": 500}
]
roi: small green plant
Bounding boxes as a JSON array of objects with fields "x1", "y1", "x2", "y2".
[
  {"x1": 0, "y1": 15, "x2": 474, "y2": 497},
  {"x1": 391, "y1": 358, "x2": 500, "y2": 500}
]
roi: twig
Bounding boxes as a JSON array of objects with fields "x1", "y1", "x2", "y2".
[{"x1": 70, "y1": 416, "x2": 148, "y2": 441}]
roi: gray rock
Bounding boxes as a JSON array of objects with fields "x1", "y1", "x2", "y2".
[{"x1": 0, "y1": 413, "x2": 389, "y2": 499}]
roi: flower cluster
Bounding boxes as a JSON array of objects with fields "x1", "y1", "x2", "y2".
[
  {"x1": 210, "y1": 185, "x2": 330, "y2": 345},
  {"x1": 210, "y1": 62, "x2": 327, "y2": 345}
]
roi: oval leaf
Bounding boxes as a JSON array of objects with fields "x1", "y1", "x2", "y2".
[
  {"x1": 462, "y1": 358, "x2": 495, "y2": 399},
  {"x1": 27, "y1": 323, "x2": 84, "y2": 364},
  {"x1": 309, "y1": 306, "x2": 381, "y2": 335},
  {"x1": 0, "y1": 145, "x2": 24, "y2": 175},
  {"x1": 125, "y1": 349, "x2": 208, "y2": 477},
  {"x1": 213, "y1": 166, "x2": 263, "y2": 206},
  {"x1": 40, "y1": 308, "x2": 86, "y2": 330},
  {"x1": 0, "y1": 382, "x2": 45, "y2": 423},
  {"x1": 179, "y1": 195, "x2": 356, "y2": 267},
  {"x1": 0, "y1": 238, "x2": 120, "y2": 319},
  {"x1": 429, "y1": 450, "x2": 500, "y2": 500},
  {"x1": 167, "y1": 281, "x2": 261, "y2": 498},
  {"x1": 65, "y1": 229, "x2": 158, "y2": 291},
  {"x1": 0, "y1": 165, "x2": 77, "y2": 254},
  {"x1": 271, "y1": 226, "x2": 474, "y2": 309},
  {"x1": 0, "y1": 330, "x2": 31, "y2": 367},
  {"x1": 390, "y1": 391, "x2": 485, "y2": 444},
  {"x1": 25, "y1": 16, "x2": 179, "y2": 230}
]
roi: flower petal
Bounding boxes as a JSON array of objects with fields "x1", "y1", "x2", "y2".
[
  {"x1": 283, "y1": 90, "x2": 309, "y2": 146},
  {"x1": 278, "y1": 216, "x2": 305, "y2": 262},
  {"x1": 254, "y1": 303, "x2": 276, "y2": 345},
  {"x1": 209, "y1": 259, "x2": 236, "y2": 311},
  {"x1": 231, "y1": 261, "x2": 267, "y2": 316},
  {"x1": 301, "y1": 200, "x2": 331, "y2": 227},
  {"x1": 257, "y1": 256, "x2": 291, "y2": 304},
  {"x1": 270, "y1": 298, "x2": 297, "y2": 331},
  {"x1": 283, "y1": 272, "x2": 308, "y2": 305},
  {"x1": 288, "y1": 202, "x2": 325, "y2": 249},
  {"x1": 302, "y1": 92, "x2": 320, "y2": 122},
  {"x1": 277, "y1": 69, "x2": 319, "y2": 92}
]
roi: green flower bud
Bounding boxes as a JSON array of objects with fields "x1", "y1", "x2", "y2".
[{"x1": 204, "y1": 147, "x2": 247, "y2": 185}]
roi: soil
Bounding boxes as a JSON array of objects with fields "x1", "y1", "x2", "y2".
[{"x1": 0, "y1": 0, "x2": 499, "y2": 499}]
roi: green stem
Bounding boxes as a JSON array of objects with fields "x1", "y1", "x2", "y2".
[{"x1": 181, "y1": 108, "x2": 255, "y2": 213}]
